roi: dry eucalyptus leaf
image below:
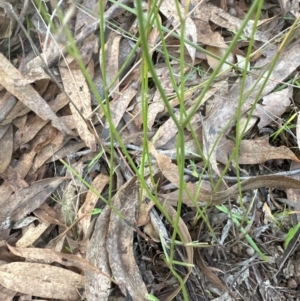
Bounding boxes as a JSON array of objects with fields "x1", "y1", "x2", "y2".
[
  {"x1": 192, "y1": 2, "x2": 228, "y2": 48},
  {"x1": 106, "y1": 177, "x2": 148, "y2": 300},
  {"x1": 86, "y1": 206, "x2": 112, "y2": 301},
  {"x1": 7, "y1": 244, "x2": 101, "y2": 274},
  {"x1": 0, "y1": 124, "x2": 12, "y2": 172},
  {"x1": 202, "y1": 44, "x2": 300, "y2": 174},
  {"x1": 78, "y1": 173, "x2": 110, "y2": 237},
  {"x1": 0, "y1": 177, "x2": 66, "y2": 231},
  {"x1": 59, "y1": 65, "x2": 96, "y2": 150},
  {"x1": 13, "y1": 93, "x2": 69, "y2": 151},
  {"x1": 102, "y1": 84, "x2": 137, "y2": 140},
  {"x1": 16, "y1": 220, "x2": 51, "y2": 247},
  {"x1": 238, "y1": 138, "x2": 300, "y2": 164},
  {"x1": 0, "y1": 53, "x2": 74, "y2": 136},
  {"x1": 252, "y1": 87, "x2": 291, "y2": 129},
  {"x1": 0, "y1": 262, "x2": 83, "y2": 300},
  {"x1": 158, "y1": 0, "x2": 197, "y2": 61},
  {"x1": 103, "y1": 33, "x2": 122, "y2": 98},
  {"x1": 206, "y1": 46, "x2": 234, "y2": 73}
]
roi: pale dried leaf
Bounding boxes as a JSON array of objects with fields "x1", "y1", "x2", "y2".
[
  {"x1": 0, "y1": 262, "x2": 83, "y2": 300},
  {"x1": 75, "y1": 0, "x2": 99, "y2": 34},
  {"x1": 16, "y1": 221, "x2": 50, "y2": 247},
  {"x1": 0, "y1": 124, "x2": 12, "y2": 173},
  {"x1": 0, "y1": 53, "x2": 74, "y2": 135},
  {"x1": 59, "y1": 65, "x2": 96, "y2": 150},
  {"x1": 14, "y1": 93, "x2": 69, "y2": 150},
  {"x1": 192, "y1": 1, "x2": 228, "y2": 48},
  {"x1": 0, "y1": 284, "x2": 16, "y2": 300},
  {"x1": 238, "y1": 137, "x2": 300, "y2": 164},
  {"x1": 102, "y1": 84, "x2": 137, "y2": 140},
  {"x1": 31, "y1": 131, "x2": 65, "y2": 173},
  {"x1": 252, "y1": 87, "x2": 291, "y2": 129},
  {"x1": 78, "y1": 173, "x2": 110, "y2": 237},
  {"x1": 0, "y1": 177, "x2": 66, "y2": 231},
  {"x1": 103, "y1": 33, "x2": 122, "y2": 97},
  {"x1": 203, "y1": 3, "x2": 270, "y2": 42},
  {"x1": 86, "y1": 206, "x2": 112, "y2": 301},
  {"x1": 7, "y1": 244, "x2": 101, "y2": 274},
  {"x1": 106, "y1": 177, "x2": 148, "y2": 300},
  {"x1": 203, "y1": 44, "x2": 300, "y2": 173},
  {"x1": 158, "y1": 1, "x2": 197, "y2": 61},
  {"x1": 44, "y1": 139, "x2": 84, "y2": 163},
  {"x1": 0, "y1": 97, "x2": 30, "y2": 125},
  {"x1": 206, "y1": 46, "x2": 234, "y2": 72}
]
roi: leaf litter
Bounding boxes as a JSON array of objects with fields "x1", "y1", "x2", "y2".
[{"x1": 1, "y1": 0, "x2": 300, "y2": 300}]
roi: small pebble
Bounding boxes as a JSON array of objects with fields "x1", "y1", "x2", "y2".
[
  {"x1": 228, "y1": 7, "x2": 237, "y2": 16},
  {"x1": 246, "y1": 247, "x2": 255, "y2": 256},
  {"x1": 287, "y1": 278, "x2": 298, "y2": 289}
]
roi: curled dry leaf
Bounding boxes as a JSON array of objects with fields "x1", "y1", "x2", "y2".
[
  {"x1": 0, "y1": 262, "x2": 83, "y2": 300},
  {"x1": 159, "y1": 174, "x2": 300, "y2": 208}
]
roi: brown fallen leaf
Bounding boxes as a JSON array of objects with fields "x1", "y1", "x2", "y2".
[
  {"x1": 106, "y1": 177, "x2": 148, "y2": 300},
  {"x1": 0, "y1": 124, "x2": 12, "y2": 173},
  {"x1": 158, "y1": 0, "x2": 197, "y2": 61},
  {"x1": 206, "y1": 46, "x2": 234, "y2": 73},
  {"x1": 86, "y1": 206, "x2": 112, "y2": 301},
  {"x1": 16, "y1": 220, "x2": 51, "y2": 247},
  {"x1": 252, "y1": 87, "x2": 292, "y2": 129},
  {"x1": 0, "y1": 53, "x2": 74, "y2": 136},
  {"x1": 0, "y1": 177, "x2": 66, "y2": 233},
  {"x1": 59, "y1": 62, "x2": 96, "y2": 150},
  {"x1": 7, "y1": 244, "x2": 103, "y2": 275},
  {"x1": 13, "y1": 92, "x2": 69, "y2": 151},
  {"x1": 203, "y1": 44, "x2": 300, "y2": 174},
  {"x1": 0, "y1": 100, "x2": 30, "y2": 126},
  {"x1": 0, "y1": 165, "x2": 28, "y2": 192},
  {"x1": 78, "y1": 173, "x2": 110, "y2": 238},
  {"x1": 103, "y1": 32, "x2": 122, "y2": 98},
  {"x1": 0, "y1": 262, "x2": 83, "y2": 300},
  {"x1": 238, "y1": 137, "x2": 300, "y2": 164},
  {"x1": 102, "y1": 84, "x2": 138, "y2": 140}
]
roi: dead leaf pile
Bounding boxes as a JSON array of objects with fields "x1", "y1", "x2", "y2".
[{"x1": 1, "y1": 0, "x2": 300, "y2": 300}]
